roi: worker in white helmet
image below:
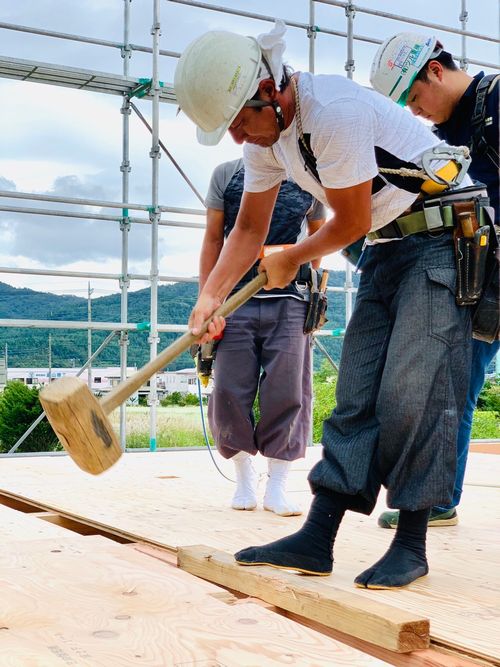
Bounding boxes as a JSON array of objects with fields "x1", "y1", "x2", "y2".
[
  {"x1": 174, "y1": 21, "x2": 484, "y2": 589},
  {"x1": 371, "y1": 32, "x2": 499, "y2": 531}
]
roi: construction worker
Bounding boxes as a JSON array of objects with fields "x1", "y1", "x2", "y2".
[
  {"x1": 201, "y1": 158, "x2": 325, "y2": 515},
  {"x1": 174, "y1": 21, "x2": 480, "y2": 589},
  {"x1": 370, "y1": 33, "x2": 499, "y2": 529}
]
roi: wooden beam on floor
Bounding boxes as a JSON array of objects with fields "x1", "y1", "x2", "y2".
[
  {"x1": 177, "y1": 545, "x2": 430, "y2": 654},
  {"x1": 132, "y1": 542, "x2": 486, "y2": 667}
]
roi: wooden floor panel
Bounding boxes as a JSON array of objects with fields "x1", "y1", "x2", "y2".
[
  {"x1": 1, "y1": 449, "x2": 499, "y2": 663},
  {"x1": 0, "y1": 529, "x2": 391, "y2": 666}
]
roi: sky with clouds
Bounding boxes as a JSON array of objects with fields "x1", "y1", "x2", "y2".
[{"x1": 0, "y1": 0, "x2": 498, "y2": 298}]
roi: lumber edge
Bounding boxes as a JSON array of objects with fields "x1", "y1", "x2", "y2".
[{"x1": 177, "y1": 544, "x2": 430, "y2": 653}]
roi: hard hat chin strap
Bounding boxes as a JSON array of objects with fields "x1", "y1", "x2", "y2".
[
  {"x1": 242, "y1": 99, "x2": 285, "y2": 131},
  {"x1": 272, "y1": 101, "x2": 285, "y2": 131}
]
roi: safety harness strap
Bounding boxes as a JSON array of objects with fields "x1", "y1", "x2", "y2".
[{"x1": 470, "y1": 73, "x2": 500, "y2": 169}]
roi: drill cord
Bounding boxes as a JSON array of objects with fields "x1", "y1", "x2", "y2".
[{"x1": 197, "y1": 377, "x2": 235, "y2": 483}]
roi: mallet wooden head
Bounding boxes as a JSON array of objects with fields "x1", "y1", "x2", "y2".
[{"x1": 40, "y1": 376, "x2": 121, "y2": 475}]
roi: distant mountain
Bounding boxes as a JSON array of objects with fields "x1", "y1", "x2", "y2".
[{"x1": 0, "y1": 271, "x2": 358, "y2": 370}]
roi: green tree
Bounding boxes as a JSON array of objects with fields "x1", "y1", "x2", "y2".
[
  {"x1": 0, "y1": 381, "x2": 59, "y2": 453},
  {"x1": 312, "y1": 372, "x2": 337, "y2": 442},
  {"x1": 477, "y1": 380, "x2": 500, "y2": 414}
]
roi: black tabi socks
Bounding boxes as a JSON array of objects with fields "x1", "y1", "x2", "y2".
[
  {"x1": 234, "y1": 489, "x2": 347, "y2": 575},
  {"x1": 355, "y1": 508, "x2": 430, "y2": 589}
]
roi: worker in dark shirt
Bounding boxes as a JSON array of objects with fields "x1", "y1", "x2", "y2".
[
  {"x1": 371, "y1": 32, "x2": 499, "y2": 529},
  {"x1": 202, "y1": 158, "x2": 325, "y2": 516}
]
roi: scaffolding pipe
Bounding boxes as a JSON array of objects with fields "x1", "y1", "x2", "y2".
[
  {"x1": 0, "y1": 316, "x2": 345, "y2": 337},
  {"x1": 313, "y1": 337, "x2": 339, "y2": 372},
  {"x1": 0, "y1": 189, "x2": 153, "y2": 211},
  {"x1": 0, "y1": 205, "x2": 204, "y2": 228},
  {"x1": 0, "y1": 267, "x2": 120, "y2": 280},
  {"x1": 343, "y1": 3, "x2": 355, "y2": 324},
  {"x1": 0, "y1": 193, "x2": 205, "y2": 220},
  {"x1": 308, "y1": 0, "x2": 316, "y2": 74},
  {"x1": 314, "y1": 0, "x2": 500, "y2": 43},
  {"x1": 148, "y1": 0, "x2": 161, "y2": 452},
  {"x1": 0, "y1": 21, "x2": 180, "y2": 59},
  {"x1": 130, "y1": 101, "x2": 206, "y2": 206},
  {"x1": 460, "y1": 0, "x2": 468, "y2": 71},
  {"x1": 0, "y1": 266, "x2": 199, "y2": 283},
  {"x1": 0, "y1": 320, "x2": 142, "y2": 331},
  {"x1": 119, "y1": 0, "x2": 133, "y2": 451},
  {"x1": 0, "y1": 319, "x2": 195, "y2": 333},
  {"x1": 128, "y1": 273, "x2": 199, "y2": 282}
]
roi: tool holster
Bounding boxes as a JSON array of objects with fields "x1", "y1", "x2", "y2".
[
  {"x1": 304, "y1": 269, "x2": 329, "y2": 334},
  {"x1": 469, "y1": 206, "x2": 500, "y2": 343},
  {"x1": 451, "y1": 194, "x2": 499, "y2": 342},
  {"x1": 453, "y1": 199, "x2": 490, "y2": 306}
]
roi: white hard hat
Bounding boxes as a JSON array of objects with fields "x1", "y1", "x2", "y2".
[
  {"x1": 370, "y1": 32, "x2": 441, "y2": 105},
  {"x1": 174, "y1": 31, "x2": 263, "y2": 146}
]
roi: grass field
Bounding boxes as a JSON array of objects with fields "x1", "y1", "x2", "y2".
[
  {"x1": 109, "y1": 404, "x2": 499, "y2": 449},
  {"x1": 109, "y1": 406, "x2": 212, "y2": 448}
]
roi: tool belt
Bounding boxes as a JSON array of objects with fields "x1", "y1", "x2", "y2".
[
  {"x1": 304, "y1": 269, "x2": 329, "y2": 334},
  {"x1": 367, "y1": 185, "x2": 489, "y2": 241},
  {"x1": 365, "y1": 185, "x2": 498, "y2": 342}
]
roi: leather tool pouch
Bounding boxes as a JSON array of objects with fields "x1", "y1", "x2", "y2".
[
  {"x1": 470, "y1": 206, "x2": 500, "y2": 342},
  {"x1": 453, "y1": 200, "x2": 490, "y2": 306},
  {"x1": 304, "y1": 269, "x2": 329, "y2": 334}
]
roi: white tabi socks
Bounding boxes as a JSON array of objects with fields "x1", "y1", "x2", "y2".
[
  {"x1": 231, "y1": 451, "x2": 257, "y2": 510},
  {"x1": 263, "y1": 458, "x2": 302, "y2": 517}
]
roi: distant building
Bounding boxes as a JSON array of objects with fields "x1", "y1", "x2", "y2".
[
  {"x1": 4, "y1": 366, "x2": 213, "y2": 398},
  {"x1": 158, "y1": 368, "x2": 213, "y2": 397},
  {"x1": 6, "y1": 367, "x2": 137, "y2": 393}
]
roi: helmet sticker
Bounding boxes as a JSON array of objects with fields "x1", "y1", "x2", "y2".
[{"x1": 228, "y1": 65, "x2": 242, "y2": 93}]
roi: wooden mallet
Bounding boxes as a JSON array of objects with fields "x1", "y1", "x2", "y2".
[{"x1": 40, "y1": 273, "x2": 267, "y2": 475}]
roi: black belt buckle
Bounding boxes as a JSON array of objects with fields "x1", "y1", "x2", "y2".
[
  {"x1": 378, "y1": 220, "x2": 403, "y2": 240},
  {"x1": 295, "y1": 263, "x2": 311, "y2": 283}
]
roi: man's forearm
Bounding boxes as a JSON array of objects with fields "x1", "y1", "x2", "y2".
[
  {"x1": 288, "y1": 216, "x2": 367, "y2": 267},
  {"x1": 200, "y1": 226, "x2": 263, "y2": 302},
  {"x1": 199, "y1": 239, "x2": 223, "y2": 293}
]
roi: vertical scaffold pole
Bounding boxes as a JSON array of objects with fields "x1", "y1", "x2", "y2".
[
  {"x1": 344, "y1": 2, "x2": 355, "y2": 323},
  {"x1": 120, "y1": 0, "x2": 133, "y2": 450},
  {"x1": 460, "y1": 0, "x2": 468, "y2": 71},
  {"x1": 149, "y1": 0, "x2": 162, "y2": 451},
  {"x1": 308, "y1": 0, "x2": 316, "y2": 74}
]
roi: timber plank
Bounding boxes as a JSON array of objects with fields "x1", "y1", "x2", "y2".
[
  {"x1": 177, "y1": 545, "x2": 430, "y2": 653},
  {"x1": 131, "y1": 544, "x2": 485, "y2": 667},
  {"x1": 0, "y1": 535, "x2": 391, "y2": 667}
]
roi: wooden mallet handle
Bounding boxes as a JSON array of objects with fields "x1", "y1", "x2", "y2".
[{"x1": 100, "y1": 272, "x2": 267, "y2": 414}]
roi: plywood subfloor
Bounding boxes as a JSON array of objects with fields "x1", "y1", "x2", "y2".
[
  {"x1": 0, "y1": 509, "x2": 391, "y2": 667},
  {"x1": 1, "y1": 449, "x2": 499, "y2": 663}
]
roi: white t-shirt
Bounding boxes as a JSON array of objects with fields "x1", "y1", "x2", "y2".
[{"x1": 243, "y1": 73, "x2": 468, "y2": 234}]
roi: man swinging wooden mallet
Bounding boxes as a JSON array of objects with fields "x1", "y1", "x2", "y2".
[{"x1": 39, "y1": 274, "x2": 267, "y2": 475}]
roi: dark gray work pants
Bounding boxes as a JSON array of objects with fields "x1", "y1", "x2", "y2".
[
  {"x1": 309, "y1": 232, "x2": 472, "y2": 513},
  {"x1": 208, "y1": 297, "x2": 311, "y2": 461}
]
